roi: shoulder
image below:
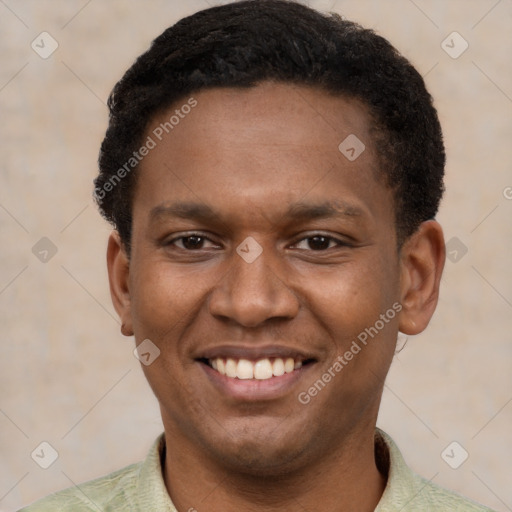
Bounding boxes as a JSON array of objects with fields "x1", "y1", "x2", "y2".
[
  {"x1": 398, "y1": 472, "x2": 497, "y2": 511},
  {"x1": 19, "y1": 462, "x2": 142, "y2": 512},
  {"x1": 19, "y1": 434, "x2": 172, "y2": 512},
  {"x1": 375, "y1": 429, "x2": 496, "y2": 511}
]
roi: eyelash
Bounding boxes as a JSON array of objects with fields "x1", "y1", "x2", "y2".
[{"x1": 165, "y1": 232, "x2": 349, "y2": 251}]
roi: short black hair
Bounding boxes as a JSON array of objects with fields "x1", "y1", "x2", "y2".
[{"x1": 95, "y1": 0, "x2": 445, "y2": 251}]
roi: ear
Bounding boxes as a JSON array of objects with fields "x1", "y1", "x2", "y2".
[
  {"x1": 107, "y1": 231, "x2": 134, "y2": 336},
  {"x1": 398, "y1": 220, "x2": 445, "y2": 335}
]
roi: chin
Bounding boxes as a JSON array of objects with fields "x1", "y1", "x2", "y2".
[
  {"x1": 219, "y1": 445, "x2": 308, "y2": 477},
  {"x1": 204, "y1": 423, "x2": 313, "y2": 477}
]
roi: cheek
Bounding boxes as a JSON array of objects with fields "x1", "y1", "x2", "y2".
[
  {"x1": 129, "y1": 258, "x2": 212, "y2": 340},
  {"x1": 311, "y1": 262, "x2": 396, "y2": 330},
  {"x1": 128, "y1": 260, "x2": 211, "y2": 404},
  {"x1": 302, "y1": 254, "x2": 400, "y2": 375},
  {"x1": 298, "y1": 268, "x2": 399, "y2": 419}
]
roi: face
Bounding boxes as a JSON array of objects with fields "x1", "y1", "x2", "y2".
[{"x1": 108, "y1": 82, "x2": 442, "y2": 475}]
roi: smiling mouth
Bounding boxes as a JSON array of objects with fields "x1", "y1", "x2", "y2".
[{"x1": 198, "y1": 357, "x2": 315, "y2": 381}]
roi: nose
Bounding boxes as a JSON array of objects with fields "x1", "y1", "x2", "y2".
[{"x1": 208, "y1": 245, "x2": 300, "y2": 328}]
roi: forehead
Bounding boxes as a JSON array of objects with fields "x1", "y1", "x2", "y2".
[{"x1": 133, "y1": 82, "x2": 393, "y2": 229}]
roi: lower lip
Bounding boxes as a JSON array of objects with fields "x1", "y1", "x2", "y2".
[{"x1": 199, "y1": 362, "x2": 314, "y2": 401}]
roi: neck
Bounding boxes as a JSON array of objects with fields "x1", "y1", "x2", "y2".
[{"x1": 162, "y1": 424, "x2": 387, "y2": 512}]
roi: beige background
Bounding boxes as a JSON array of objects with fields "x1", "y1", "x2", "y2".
[{"x1": 0, "y1": 0, "x2": 511, "y2": 510}]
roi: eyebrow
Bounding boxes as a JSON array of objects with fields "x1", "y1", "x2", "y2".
[
  {"x1": 286, "y1": 200, "x2": 363, "y2": 220},
  {"x1": 149, "y1": 200, "x2": 364, "y2": 225}
]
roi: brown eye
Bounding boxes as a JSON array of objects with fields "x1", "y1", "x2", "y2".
[
  {"x1": 180, "y1": 236, "x2": 205, "y2": 250},
  {"x1": 165, "y1": 234, "x2": 214, "y2": 251},
  {"x1": 165, "y1": 233, "x2": 221, "y2": 252},
  {"x1": 292, "y1": 234, "x2": 348, "y2": 252},
  {"x1": 307, "y1": 236, "x2": 332, "y2": 250}
]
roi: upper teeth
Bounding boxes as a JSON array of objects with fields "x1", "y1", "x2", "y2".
[{"x1": 210, "y1": 357, "x2": 302, "y2": 380}]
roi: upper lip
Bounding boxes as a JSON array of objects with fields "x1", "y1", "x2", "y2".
[{"x1": 196, "y1": 345, "x2": 317, "y2": 362}]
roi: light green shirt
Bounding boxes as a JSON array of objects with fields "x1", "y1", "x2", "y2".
[{"x1": 20, "y1": 429, "x2": 496, "y2": 511}]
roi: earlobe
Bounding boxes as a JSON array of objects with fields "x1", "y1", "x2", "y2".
[
  {"x1": 107, "y1": 231, "x2": 134, "y2": 336},
  {"x1": 398, "y1": 220, "x2": 446, "y2": 336}
]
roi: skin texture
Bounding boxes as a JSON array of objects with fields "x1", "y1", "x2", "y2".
[{"x1": 107, "y1": 82, "x2": 445, "y2": 511}]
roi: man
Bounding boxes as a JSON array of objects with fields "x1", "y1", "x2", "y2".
[{"x1": 21, "y1": 1, "x2": 496, "y2": 510}]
